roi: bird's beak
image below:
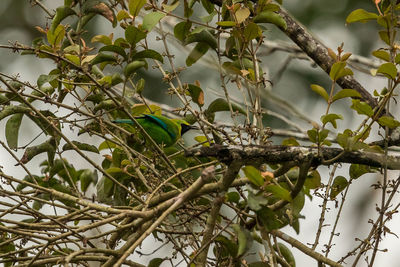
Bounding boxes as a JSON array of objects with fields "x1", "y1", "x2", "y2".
[
  {"x1": 181, "y1": 124, "x2": 199, "y2": 135},
  {"x1": 188, "y1": 125, "x2": 200, "y2": 130}
]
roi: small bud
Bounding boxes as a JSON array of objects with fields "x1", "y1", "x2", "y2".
[
  {"x1": 327, "y1": 48, "x2": 337, "y2": 61},
  {"x1": 341, "y1": 52, "x2": 352, "y2": 61}
]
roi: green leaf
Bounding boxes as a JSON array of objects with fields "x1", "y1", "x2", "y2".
[
  {"x1": 50, "y1": 6, "x2": 76, "y2": 33},
  {"x1": 305, "y1": 170, "x2": 321, "y2": 189},
  {"x1": 216, "y1": 21, "x2": 236, "y2": 27},
  {"x1": 377, "y1": 14, "x2": 391, "y2": 29},
  {"x1": 134, "y1": 49, "x2": 163, "y2": 63},
  {"x1": 253, "y1": 11, "x2": 287, "y2": 29},
  {"x1": 330, "y1": 62, "x2": 346, "y2": 81},
  {"x1": 186, "y1": 42, "x2": 210, "y2": 66},
  {"x1": 310, "y1": 84, "x2": 329, "y2": 102},
  {"x1": 97, "y1": 176, "x2": 114, "y2": 200},
  {"x1": 291, "y1": 190, "x2": 305, "y2": 216},
  {"x1": 116, "y1": 10, "x2": 130, "y2": 21},
  {"x1": 0, "y1": 94, "x2": 9, "y2": 105},
  {"x1": 163, "y1": 1, "x2": 180, "y2": 12},
  {"x1": 148, "y1": 258, "x2": 165, "y2": 267},
  {"x1": 48, "y1": 158, "x2": 72, "y2": 180},
  {"x1": 99, "y1": 45, "x2": 128, "y2": 60},
  {"x1": 372, "y1": 50, "x2": 390, "y2": 62},
  {"x1": 185, "y1": 28, "x2": 217, "y2": 49},
  {"x1": 37, "y1": 74, "x2": 59, "y2": 91},
  {"x1": 94, "y1": 100, "x2": 116, "y2": 113},
  {"x1": 20, "y1": 139, "x2": 56, "y2": 164},
  {"x1": 377, "y1": 62, "x2": 397, "y2": 80},
  {"x1": 346, "y1": 9, "x2": 378, "y2": 24},
  {"x1": 243, "y1": 166, "x2": 264, "y2": 187},
  {"x1": 62, "y1": 141, "x2": 99, "y2": 153},
  {"x1": 282, "y1": 137, "x2": 300, "y2": 146},
  {"x1": 136, "y1": 78, "x2": 145, "y2": 94},
  {"x1": 79, "y1": 169, "x2": 98, "y2": 192},
  {"x1": 47, "y1": 24, "x2": 65, "y2": 47},
  {"x1": 378, "y1": 116, "x2": 400, "y2": 128},
  {"x1": 184, "y1": 0, "x2": 193, "y2": 18},
  {"x1": 124, "y1": 61, "x2": 147, "y2": 77},
  {"x1": 244, "y1": 22, "x2": 262, "y2": 42},
  {"x1": 98, "y1": 140, "x2": 118, "y2": 151},
  {"x1": 65, "y1": 54, "x2": 80, "y2": 65},
  {"x1": 125, "y1": 26, "x2": 146, "y2": 46},
  {"x1": 330, "y1": 176, "x2": 348, "y2": 199},
  {"x1": 225, "y1": 192, "x2": 240, "y2": 203},
  {"x1": 215, "y1": 235, "x2": 238, "y2": 257},
  {"x1": 307, "y1": 128, "x2": 318, "y2": 143},
  {"x1": 129, "y1": 0, "x2": 146, "y2": 16},
  {"x1": 247, "y1": 191, "x2": 269, "y2": 211},
  {"x1": 332, "y1": 89, "x2": 362, "y2": 102},
  {"x1": 330, "y1": 62, "x2": 353, "y2": 81},
  {"x1": 200, "y1": 10, "x2": 217, "y2": 23},
  {"x1": 265, "y1": 184, "x2": 292, "y2": 202},
  {"x1": 194, "y1": 135, "x2": 211, "y2": 146},
  {"x1": 336, "y1": 130, "x2": 352, "y2": 150},
  {"x1": 273, "y1": 243, "x2": 296, "y2": 267},
  {"x1": 222, "y1": 61, "x2": 242, "y2": 75},
  {"x1": 6, "y1": 113, "x2": 23, "y2": 149},
  {"x1": 351, "y1": 99, "x2": 374, "y2": 117},
  {"x1": 321, "y1": 113, "x2": 343, "y2": 128},
  {"x1": 174, "y1": 21, "x2": 192, "y2": 42},
  {"x1": 319, "y1": 129, "x2": 330, "y2": 142},
  {"x1": 232, "y1": 224, "x2": 252, "y2": 257},
  {"x1": 142, "y1": 12, "x2": 166, "y2": 32},
  {"x1": 258, "y1": 3, "x2": 281, "y2": 12},
  {"x1": 131, "y1": 104, "x2": 161, "y2": 116},
  {"x1": 206, "y1": 98, "x2": 246, "y2": 115},
  {"x1": 91, "y1": 53, "x2": 118, "y2": 65},
  {"x1": 81, "y1": 1, "x2": 116, "y2": 27},
  {"x1": 256, "y1": 206, "x2": 282, "y2": 230},
  {"x1": 0, "y1": 105, "x2": 30, "y2": 121},
  {"x1": 235, "y1": 7, "x2": 251, "y2": 24},
  {"x1": 201, "y1": 0, "x2": 214, "y2": 14},
  {"x1": 395, "y1": 54, "x2": 400, "y2": 64},
  {"x1": 26, "y1": 110, "x2": 60, "y2": 137},
  {"x1": 349, "y1": 164, "x2": 371, "y2": 180},
  {"x1": 379, "y1": 30, "x2": 390, "y2": 45},
  {"x1": 187, "y1": 84, "x2": 204, "y2": 107}
]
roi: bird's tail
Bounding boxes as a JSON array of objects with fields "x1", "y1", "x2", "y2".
[{"x1": 112, "y1": 119, "x2": 134, "y2": 125}]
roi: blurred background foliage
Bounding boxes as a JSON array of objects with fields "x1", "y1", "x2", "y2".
[{"x1": 0, "y1": 0, "x2": 379, "y2": 114}]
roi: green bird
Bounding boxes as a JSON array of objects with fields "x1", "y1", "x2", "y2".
[{"x1": 113, "y1": 114, "x2": 196, "y2": 147}]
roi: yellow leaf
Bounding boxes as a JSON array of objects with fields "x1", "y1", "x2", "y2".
[{"x1": 235, "y1": 7, "x2": 250, "y2": 24}]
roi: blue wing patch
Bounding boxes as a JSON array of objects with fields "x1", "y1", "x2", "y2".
[{"x1": 143, "y1": 115, "x2": 176, "y2": 139}]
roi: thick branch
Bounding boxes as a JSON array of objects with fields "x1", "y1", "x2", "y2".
[
  {"x1": 186, "y1": 145, "x2": 400, "y2": 169},
  {"x1": 276, "y1": 8, "x2": 378, "y2": 110}
]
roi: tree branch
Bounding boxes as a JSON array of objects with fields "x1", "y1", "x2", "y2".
[
  {"x1": 186, "y1": 145, "x2": 400, "y2": 169},
  {"x1": 194, "y1": 161, "x2": 242, "y2": 266},
  {"x1": 271, "y1": 230, "x2": 343, "y2": 267},
  {"x1": 276, "y1": 8, "x2": 378, "y2": 111}
]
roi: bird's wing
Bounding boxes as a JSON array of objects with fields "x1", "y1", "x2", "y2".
[{"x1": 143, "y1": 114, "x2": 176, "y2": 139}]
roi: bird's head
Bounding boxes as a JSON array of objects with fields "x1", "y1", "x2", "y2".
[{"x1": 173, "y1": 119, "x2": 199, "y2": 135}]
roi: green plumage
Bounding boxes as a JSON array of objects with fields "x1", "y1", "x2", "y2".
[{"x1": 113, "y1": 114, "x2": 193, "y2": 147}]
